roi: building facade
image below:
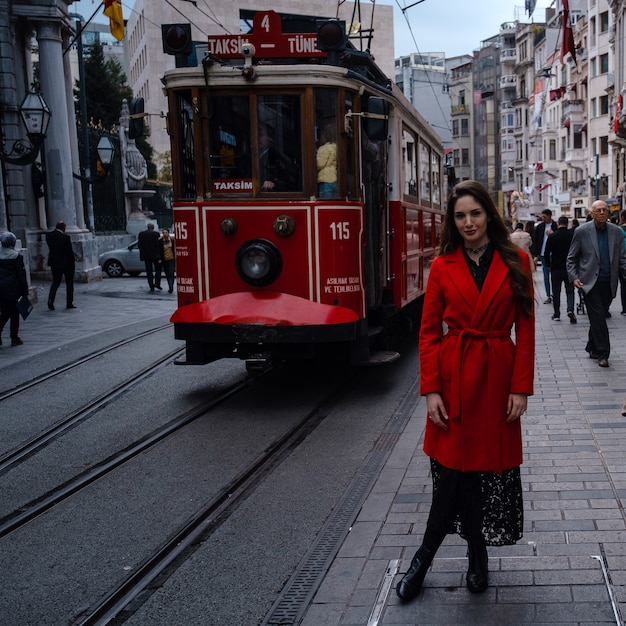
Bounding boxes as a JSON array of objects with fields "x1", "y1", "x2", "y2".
[{"x1": 1, "y1": 0, "x2": 102, "y2": 281}]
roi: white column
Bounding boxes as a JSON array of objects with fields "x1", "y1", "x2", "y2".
[{"x1": 36, "y1": 22, "x2": 77, "y2": 230}]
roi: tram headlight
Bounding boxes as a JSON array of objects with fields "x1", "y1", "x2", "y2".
[{"x1": 236, "y1": 239, "x2": 282, "y2": 287}]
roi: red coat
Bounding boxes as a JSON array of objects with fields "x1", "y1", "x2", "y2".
[{"x1": 419, "y1": 248, "x2": 535, "y2": 473}]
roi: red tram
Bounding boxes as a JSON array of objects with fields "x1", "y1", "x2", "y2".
[{"x1": 163, "y1": 11, "x2": 445, "y2": 371}]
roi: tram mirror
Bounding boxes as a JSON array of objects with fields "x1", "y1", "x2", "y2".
[{"x1": 363, "y1": 97, "x2": 388, "y2": 142}]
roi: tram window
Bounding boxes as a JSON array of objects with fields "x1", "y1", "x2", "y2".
[
  {"x1": 432, "y1": 152, "x2": 441, "y2": 206},
  {"x1": 208, "y1": 95, "x2": 252, "y2": 194},
  {"x1": 434, "y1": 214, "x2": 443, "y2": 248},
  {"x1": 420, "y1": 142, "x2": 431, "y2": 204},
  {"x1": 344, "y1": 92, "x2": 356, "y2": 199},
  {"x1": 177, "y1": 93, "x2": 196, "y2": 199},
  {"x1": 423, "y1": 213, "x2": 433, "y2": 249},
  {"x1": 402, "y1": 128, "x2": 418, "y2": 198},
  {"x1": 257, "y1": 95, "x2": 303, "y2": 192},
  {"x1": 315, "y1": 89, "x2": 339, "y2": 199}
]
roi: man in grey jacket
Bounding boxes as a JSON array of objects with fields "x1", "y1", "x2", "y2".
[{"x1": 567, "y1": 200, "x2": 626, "y2": 367}]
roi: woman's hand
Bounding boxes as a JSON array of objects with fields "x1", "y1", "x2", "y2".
[
  {"x1": 506, "y1": 393, "x2": 528, "y2": 423},
  {"x1": 426, "y1": 392, "x2": 449, "y2": 431}
]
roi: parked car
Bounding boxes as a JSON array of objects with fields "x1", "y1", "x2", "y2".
[{"x1": 99, "y1": 241, "x2": 144, "y2": 278}]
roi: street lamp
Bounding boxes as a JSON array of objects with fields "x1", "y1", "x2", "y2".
[
  {"x1": 73, "y1": 133, "x2": 116, "y2": 231},
  {"x1": 0, "y1": 90, "x2": 51, "y2": 166},
  {"x1": 96, "y1": 136, "x2": 115, "y2": 173},
  {"x1": 73, "y1": 134, "x2": 115, "y2": 183}
]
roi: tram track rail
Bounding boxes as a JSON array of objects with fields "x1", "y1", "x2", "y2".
[
  {"x1": 0, "y1": 345, "x2": 184, "y2": 475},
  {"x1": 0, "y1": 323, "x2": 172, "y2": 401},
  {"x1": 0, "y1": 376, "x2": 254, "y2": 540},
  {"x1": 71, "y1": 372, "x2": 359, "y2": 626}
]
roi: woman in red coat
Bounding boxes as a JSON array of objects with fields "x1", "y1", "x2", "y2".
[{"x1": 397, "y1": 180, "x2": 535, "y2": 601}]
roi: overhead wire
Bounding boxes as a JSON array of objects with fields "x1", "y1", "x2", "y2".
[{"x1": 393, "y1": 0, "x2": 460, "y2": 153}]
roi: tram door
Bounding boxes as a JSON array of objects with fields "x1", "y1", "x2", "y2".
[{"x1": 360, "y1": 97, "x2": 389, "y2": 312}]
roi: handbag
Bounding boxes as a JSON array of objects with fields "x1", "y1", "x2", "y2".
[{"x1": 16, "y1": 295, "x2": 33, "y2": 320}]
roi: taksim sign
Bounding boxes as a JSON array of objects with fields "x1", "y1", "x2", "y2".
[{"x1": 206, "y1": 10, "x2": 325, "y2": 59}]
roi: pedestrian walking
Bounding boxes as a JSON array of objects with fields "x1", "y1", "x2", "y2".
[
  {"x1": 0, "y1": 231, "x2": 28, "y2": 346},
  {"x1": 510, "y1": 222, "x2": 534, "y2": 268},
  {"x1": 532, "y1": 208, "x2": 557, "y2": 304},
  {"x1": 46, "y1": 221, "x2": 76, "y2": 310},
  {"x1": 618, "y1": 210, "x2": 626, "y2": 315},
  {"x1": 138, "y1": 223, "x2": 162, "y2": 292},
  {"x1": 396, "y1": 180, "x2": 535, "y2": 602},
  {"x1": 567, "y1": 200, "x2": 626, "y2": 368},
  {"x1": 544, "y1": 215, "x2": 576, "y2": 323},
  {"x1": 159, "y1": 228, "x2": 176, "y2": 293}
]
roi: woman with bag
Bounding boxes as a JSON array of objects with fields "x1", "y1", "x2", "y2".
[
  {"x1": 0, "y1": 231, "x2": 28, "y2": 346},
  {"x1": 396, "y1": 180, "x2": 535, "y2": 601}
]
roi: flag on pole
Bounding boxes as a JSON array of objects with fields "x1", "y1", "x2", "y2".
[
  {"x1": 103, "y1": 0, "x2": 124, "y2": 41},
  {"x1": 560, "y1": 0, "x2": 576, "y2": 65},
  {"x1": 525, "y1": 0, "x2": 537, "y2": 18}
]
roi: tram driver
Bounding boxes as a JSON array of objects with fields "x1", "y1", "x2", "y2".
[{"x1": 258, "y1": 126, "x2": 300, "y2": 192}]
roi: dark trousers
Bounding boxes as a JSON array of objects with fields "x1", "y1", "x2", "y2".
[
  {"x1": 584, "y1": 280, "x2": 613, "y2": 359},
  {"x1": 0, "y1": 298, "x2": 19, "y2": 338},
  {"x1": 550, "y1": 269, "x2": 574, "y2": 317},
  {"x1": 144, "y1": 260, "x2": 161, "y2": 289},
  {"x1": 423, "y1": 464, "x2": 483, "y2": 550},
  {"x1": 162, "y1": 259, "x2": 175, "y2": 292},
  {"x1": 620, "y1": 272, "x2": 626, "y2": 313},
  {"x1": 49, "y1": 267, "x2": 74, "y2": 307}
]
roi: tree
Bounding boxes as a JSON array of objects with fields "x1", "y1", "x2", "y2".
[
  {"x1": 75, "y1": 41, "x2": 156, "y2": 176},
  {"x1": 75, "y1": 41, "x2": 131, "y2": 128}
]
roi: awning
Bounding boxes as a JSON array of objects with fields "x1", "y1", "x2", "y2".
[{"x1": 562, "y1": 117, "x2": 571, "y2": 128}]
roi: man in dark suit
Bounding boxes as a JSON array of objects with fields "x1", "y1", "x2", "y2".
[
  {"x1": 544, "y1": 215, "x2": 576, "y2": 323},
  {"x1": 137, "y1": 222, "x2": 162, "y2": 291},
  {"x1": 46, "y1": 220, "x2": 76, "y2": 310},
  {"x1": 567, "y1": 200, "x2": 626, "y2": 367},
  {"x1": 532, "y1": 208, "x2": 558, "y2": 304}
]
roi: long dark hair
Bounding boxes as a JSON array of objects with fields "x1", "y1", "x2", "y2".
[{"x1": 439, "y1": 180, "x2": 534, "y2": 316}]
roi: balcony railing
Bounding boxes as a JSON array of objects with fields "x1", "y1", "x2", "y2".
[
  {"x1": 565, "y1": 148, "x2": 587, "y2": 163},
  {"x1": 562, "y1": 99, "x2": 584, "y2": 115},
  {"x1": 500, "y1": 75, "x2": 518, "y2": 90},
  {"x1": 501, "y1": 48, "x2": 516, "y2": 62},
  {"x1": 451, "y1": 104, "x2": 467, "y2": 114}
]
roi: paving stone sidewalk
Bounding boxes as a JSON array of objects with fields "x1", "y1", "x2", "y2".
[
  {"x1": 0, "y1": 277, "x2": 176, "y2": 369},
  {"x1": 305, "y1": 275, "x2": 626, "y2": 626}
]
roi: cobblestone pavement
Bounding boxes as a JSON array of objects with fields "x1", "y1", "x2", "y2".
[
  {"x1": 0, "y1": 277, "x2": 176, "y2": 369},
  {"x1": 304, "y1": 274, "x2": 626, "y2": 626}
]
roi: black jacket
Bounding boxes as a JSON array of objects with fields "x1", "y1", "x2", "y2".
[
  {"x1": 46, "y1": 229, "x2": 75, "y2": 271},
  {"x1": 0, "y1": 254, "x2": 28, "y2": 301},
  {"x1": 138, "y1": 228, "x2": 161, "y2": 261},
  {"x1": 531, "y1": 221, "x2": 558, "y2": 258},
  {"x1": 544, "y1": 227, "x2": 574, "y2": 272}
]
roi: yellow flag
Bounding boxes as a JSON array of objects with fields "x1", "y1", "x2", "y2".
[{"x1": 103, "y1": 0, "x2": 124, "y2": 41}]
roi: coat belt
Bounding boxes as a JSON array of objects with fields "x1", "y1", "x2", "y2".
[{"x1": 446, "y1": 328, "x2": 511, "y2": 421}]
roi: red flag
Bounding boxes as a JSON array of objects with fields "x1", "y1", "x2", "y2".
[
  {"x1": 560, "y1": 0, "x2": 576, "y2": 64},
  {"x1": 103, "y1": 0, "x2": 124, "y2": 41},
  {"x1": 614, "y1": 95, "x2": 623, "y2": 133}
]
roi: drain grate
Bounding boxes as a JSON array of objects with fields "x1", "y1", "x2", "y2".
[{"x1": 261, "y1": 375, "x2": 422, "y2": 625}]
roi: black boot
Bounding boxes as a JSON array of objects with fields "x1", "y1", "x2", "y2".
[
  {"x1": 396, "y1": 546, "x2": 436, "y2": 601},
  {"x1": 466, "y1": 540, "x2": 488, "y2": 593}
]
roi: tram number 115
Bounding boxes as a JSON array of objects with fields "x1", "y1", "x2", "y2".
[
  {"x1": 175, "y1": 222, "x2": 188, "y2": 240},
  {"x1": 330, "y1": 221, "x2": 350, "y2": 240}
]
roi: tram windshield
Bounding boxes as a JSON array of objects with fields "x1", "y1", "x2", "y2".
[{"x1": 208, "y1": 93, "x2": 303, "y2": 195}]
